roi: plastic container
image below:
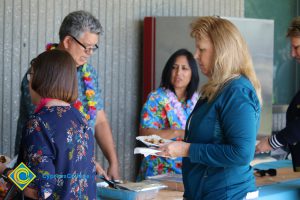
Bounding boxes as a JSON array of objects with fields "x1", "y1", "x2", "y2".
[
  {"x1": 97, "y1": 180, "x2": 166, "y2": 200},
  {"x1": 147, "y1": 174, "x2": 184, "y2": 192}
]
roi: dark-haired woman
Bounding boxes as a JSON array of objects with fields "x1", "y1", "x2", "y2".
[{"x1": 137, "y1": 49, "x2": 200, "y2": 180}]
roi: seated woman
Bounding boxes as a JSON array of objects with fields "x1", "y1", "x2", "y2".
[
  {"x1": 0, "y1": 50, "x2": 96, "y2": 199},
  {"x1": 137, "y1": 49, "x2": 200, "y2": 180}
]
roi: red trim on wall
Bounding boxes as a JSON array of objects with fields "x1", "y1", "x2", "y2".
[{"x1": 143, "y1": 17, "x2": 156, "y2": 104}]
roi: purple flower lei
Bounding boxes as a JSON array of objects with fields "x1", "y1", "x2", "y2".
[{"x1": 165, "y1": 89, "x2": 199, "y2": 128}]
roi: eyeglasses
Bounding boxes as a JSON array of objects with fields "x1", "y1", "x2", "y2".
[
  {"x1": 27, "y1": 59, "x2": 36, "y2": 81},
  {"x1": 288, "y1": 25, "x2": 300, "y2": 32},
  {"x1": 69, "y1": 35, "x2": 98, "y2": 54},
  {"x1": 254, "y1": 168, "x2": 277, "y2": 177},
  {"x1": 26, "y1": 71, "x2": 34, "y2": 81}
]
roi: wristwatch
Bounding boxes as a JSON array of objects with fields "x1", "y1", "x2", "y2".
[{"x1": 1, "y1": 167, "x2": 13, "y2": 181}]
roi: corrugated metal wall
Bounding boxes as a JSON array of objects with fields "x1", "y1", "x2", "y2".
[{"x1": 0, "y1": 0, "x2": 244, "y2": 180}]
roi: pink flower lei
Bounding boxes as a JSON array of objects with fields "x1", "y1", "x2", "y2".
[{"x1": 165, "y1": 89, "x2": 199, "y2": 128}]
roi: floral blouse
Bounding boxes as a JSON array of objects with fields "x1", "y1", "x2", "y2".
[
  {"x1": 137, "y1": 87, "x2": 199, "y2": 180},
  {"x1": 18, "y1": 106, "x2": 96, "y2": 199}
]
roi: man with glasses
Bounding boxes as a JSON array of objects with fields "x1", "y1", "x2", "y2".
[
  {"x1": 256, "y1": 16, "x2": 300, "y2": 171},
  {"x1": 16, "y1": 10, "x2": 120, "y2": 180}
]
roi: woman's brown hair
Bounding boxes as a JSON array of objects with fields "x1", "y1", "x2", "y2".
[{"x1": 30, "y1": 49, "x2": 78, "y2": 103}]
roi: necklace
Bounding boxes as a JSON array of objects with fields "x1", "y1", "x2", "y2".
[
  {"x1": 165, "y1": 89, "x2": 199, "y2": 128},
  {"x1": 46, "y1": 43, "x2": 97, "y2": 121},
  {"x1": 34, "y1": 98, "x2": 70, "y2": 113},
  {"x1": 73, "y1": 64, "x2": 97, "y2": 121},
  {"x1": 46, "y1": 43, "x2": 58, "y2": 51},
  {"x1": 34, "y1": 98, "x2": 53, "y2": 113}
]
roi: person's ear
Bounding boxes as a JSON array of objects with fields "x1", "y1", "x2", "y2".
[{"x1": 62, "y1": 36, "x2": 72, "y2": 49}]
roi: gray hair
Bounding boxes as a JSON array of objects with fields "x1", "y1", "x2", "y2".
[
  {"x1": 287, "y1": 16, "x2": 300, "y2": 38},
  {"x1": 59, "y1": 10, "x2": 103, "y2": 41}
]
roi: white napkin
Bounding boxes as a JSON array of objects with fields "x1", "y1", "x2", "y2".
[{"x1": 134, "y1": 147, "x2": 161, "y2": 157}]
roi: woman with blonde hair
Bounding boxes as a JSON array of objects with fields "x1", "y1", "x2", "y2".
[{"x1": 159, "y1": 16, "x2": 262, "y2": 200}]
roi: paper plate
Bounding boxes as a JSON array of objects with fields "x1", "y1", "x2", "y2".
[
  {"x1": 0, "y1": 155, "x2": 11, "y2": 165},
  {"x1": 136, "y1": 135, "x2": 172, "y2": 148}
]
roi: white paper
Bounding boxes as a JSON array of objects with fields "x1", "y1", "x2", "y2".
[{"x1": 134, "y1": 147, "x2": 161, "y2": 157}]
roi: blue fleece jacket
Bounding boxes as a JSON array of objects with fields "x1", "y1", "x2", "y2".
[{"x1": 183, "y1": 76, "x2": 261, "y2": 200}]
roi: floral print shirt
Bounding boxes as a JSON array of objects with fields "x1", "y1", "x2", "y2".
[
  {"x1": 18, "y1": 106, "x2": 96, "y2": 199},
  {"x1": 137, "y1": 87, "x2": 199, "y2": 180}
]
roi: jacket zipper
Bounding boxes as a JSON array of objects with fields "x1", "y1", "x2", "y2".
[{"x1": 185, "y1": 114, "x2": 193, "y2": 141}]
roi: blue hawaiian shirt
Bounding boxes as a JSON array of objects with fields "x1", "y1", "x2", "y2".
[{"x1": 137, "y1": 87, "x2": 199, "y2": 181}]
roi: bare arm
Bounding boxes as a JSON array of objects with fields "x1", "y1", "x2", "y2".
[
  {"x1": 139, "y1": 127, "x2": 184, "y2": 140},
  {"x1": 94, "y1": 110, "x2": 120, "y2": 180}
]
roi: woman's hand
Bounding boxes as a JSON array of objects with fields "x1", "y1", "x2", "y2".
[
  {"x1": 24, "y1": 187, "x2": 39, "y2": 199},
  {"x1": 158, "y1": 141, "x2": 190, "y2": 158},
  {"x1": 95, "y1": 161, "x2": 109, "y2": 180},
  {"x1": 174, "y1": 130, "x2": 185, "y2": 139},
  {"x1": 255, "y1": 137, "x2": 273, "y2": 154}
]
